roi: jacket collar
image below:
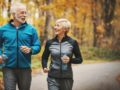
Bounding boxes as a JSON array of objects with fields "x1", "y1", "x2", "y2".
[
  {"x1": 54, "y1": 35, "x2": 69, "y2": 42},
  {"x1": 8, "y1": 19, "x2": 27, "y2": 29}
]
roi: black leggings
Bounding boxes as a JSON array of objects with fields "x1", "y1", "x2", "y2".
[{"x1": 47, "y1": 77, "x2": 73, "y2": 90}]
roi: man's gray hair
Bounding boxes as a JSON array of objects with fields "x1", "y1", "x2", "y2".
[
  {"x1": 56, "y1": 18, "x2": 71, "y2": 30},
  {"x1": 10, "y1": 2, "x2": 26, "y2": 14}
]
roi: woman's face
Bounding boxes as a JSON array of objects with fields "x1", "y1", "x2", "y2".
[{"x1": 54, "y1": 23, "x2": 66, "y2": 35}]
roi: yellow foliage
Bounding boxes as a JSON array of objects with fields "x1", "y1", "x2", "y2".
[
  {"x1": 40, "y1": 4, "x2": 54, "y2": 11},
  {"x1": 96, "y1": 25, "x2": 105, "y2": 34}
]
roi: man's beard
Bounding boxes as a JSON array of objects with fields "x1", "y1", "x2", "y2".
[{"x1": 15, "y1": 14, "x2": 26, "y2": 24}]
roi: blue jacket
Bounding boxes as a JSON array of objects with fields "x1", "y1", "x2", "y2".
[{"x1": 0, "y1": 20, "x2": 41, "y2": 68}]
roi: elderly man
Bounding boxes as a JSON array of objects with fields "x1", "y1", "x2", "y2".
[{"x1": 0, "y1": 2, "x2": 41, "y2": 90}]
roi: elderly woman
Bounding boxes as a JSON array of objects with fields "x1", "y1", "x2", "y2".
[{"x1": 42, "y1": 18, "x2": 83, "y2": 90}]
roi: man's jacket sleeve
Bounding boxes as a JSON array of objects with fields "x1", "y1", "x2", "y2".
[{"x1": 31, "y1": 28, "x2": 41, "y2": 55}]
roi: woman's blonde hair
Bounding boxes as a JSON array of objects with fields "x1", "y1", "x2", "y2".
[{"x1": 56, "y1": 18, "x2": 71, "y2": 32}]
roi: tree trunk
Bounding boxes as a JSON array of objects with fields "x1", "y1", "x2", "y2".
[
  {"x1": 102, "y1": 0, "x2": 116, "y2": 37},
  {"x1": 43, "y1": 0, "x2": 52, "y2": 43},
  {"x1": 100, "y1": 0, "x2": 116, "y2": 48},
  {"x1": 8, "y1": 0, "x2": 12, "y2": 18},
  {"x1": 91, "y1": 0, "x2": 98, "y2": 47}
]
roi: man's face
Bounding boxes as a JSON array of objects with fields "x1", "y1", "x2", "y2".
[{"x1": 14, "y1": 7, "x2": 27, "y2": 24}]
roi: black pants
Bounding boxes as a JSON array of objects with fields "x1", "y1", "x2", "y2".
[
  {"x1": 47, "y1": 77, "x2": 73, "y2": 90},
  {"x1": 3, "y1": 68, "x2": 31, "y2": 90}
]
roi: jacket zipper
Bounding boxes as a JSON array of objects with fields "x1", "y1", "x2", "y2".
[
  {"x1": 59, "y1": 41, "x2": 63, "y2": 74},
  {"x1": 16, "y1": 27, "x2": 19, "y2": 68}
]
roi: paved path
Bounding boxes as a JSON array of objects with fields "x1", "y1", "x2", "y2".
[{"x1": 30, "y1": 61, "x2": 120, "y2": 90}]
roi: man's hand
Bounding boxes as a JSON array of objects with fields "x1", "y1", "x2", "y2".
[
  {"x1": 61, "y1": 55, "x2": 70, "y2": 64},
  {"x1": 43, "y1": 68, "x2": 49, "y2": 73},
  {"x1": 20, "y1": 46, "x2": 31, "y2": 54},
  {"x1": 0, "y1": 56, "x2": 3, "y2": 64}
]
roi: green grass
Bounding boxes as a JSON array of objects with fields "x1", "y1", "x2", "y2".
[
  {"x1": 81, "y1": 47, "x2": 120, "y2": 61},
  {"x1": 0, "y1": 70, "x2": 3, "y2": 79},
  {"x1": 32, "y1": 59, "x2": 42, "y2": 69}
]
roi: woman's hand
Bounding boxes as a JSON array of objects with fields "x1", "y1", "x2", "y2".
[
  {"x1": 43, "y1": 68, "x2": 49, "y2": 73},
  {"x1": 61, "y1": 55, "x2": 70, "y2": 64}
]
